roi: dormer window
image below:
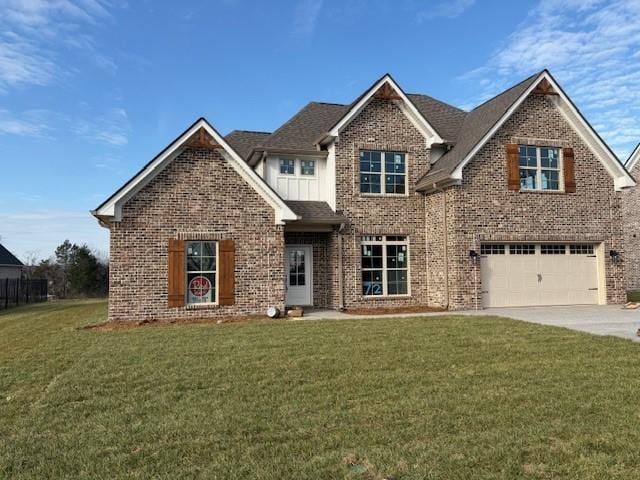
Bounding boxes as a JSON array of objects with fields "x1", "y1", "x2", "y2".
[
  {"x1": 360, "y1": 150, "x2": 407, "y2": 195},
  {"x1": 279, "y1": 159, "x2": 295, "y2": 175},
  {"x1": 301, "y1": 159, "x2": 315, "y2": 176}
]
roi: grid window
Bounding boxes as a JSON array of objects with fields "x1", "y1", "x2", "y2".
[
  {"x1": 300, "y1": 159, "x2": 315, "y2": 176},
  {"x1": 288, "y1": 249, "x2": 306, "y2": 286},
  {"x1": 518, "y1": 145, "x2": 562, "y2": 191},
  {"x1": 360, "y1": 150, "x2": 406, "y2": 195},
  {"x1": 361, "y1": 235, "x2": 409, "y2": 296},
  {"x1": 279, "y1": 158, "x2": 295, "y2": 175},
  {"x1": 569, "y1": 244, "x2": 594, "y2": 255},
  {"x1": 481, "y1": 244, "x2": 505, "y2": 255},
  {"x1": 541, "y1": 244, "x2": 566, "y2": 254},
  {"x1": 186, "y1": 241, "x2": 217, "y2": 304},
  {"x1": 510, "y1": 244, "x2": 536, "y2": 255}
]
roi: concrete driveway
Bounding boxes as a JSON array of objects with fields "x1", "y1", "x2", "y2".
[{"x1": 462, "y1": 305, "x2": 640, "y2": 342}]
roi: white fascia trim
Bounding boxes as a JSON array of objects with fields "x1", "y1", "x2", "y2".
[
  {"x1": 328, "y1": 74, "x2": 444, "y2": 146},
  {"x1": 451, "y1": 71, "x2": 636, "y2": 191},
  {"x1": 94, "y1": 119, "x2": 297, "y2": 224},
  {"x1": 625, "y1": 142, "x2": 640, "y2": 172}
]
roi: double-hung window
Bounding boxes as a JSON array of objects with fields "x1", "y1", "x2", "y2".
[
  {"x1": 361, "y1": 235, "x2": 409, "y2": 296},
  {"x1": 360, "y1": 150, "x2": 406, "y2": 195},
  {"x1": 186, "y1": 241, "x2": 217, "y2": 305},
  {"x1": 519, "y1": 146, "x2": 561, "y2": 191}
]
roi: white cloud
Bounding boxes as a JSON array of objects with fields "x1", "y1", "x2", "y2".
[
  {"x1": 460, "y1": 0, "x2": 640, "y2": 159},
  {"x1": 417, "y1": 0, "x2": 475, "y2": 20},
  {"x1": 0, "y1": 0, "x2": 116, "y2": 91},
  {"x1": 0, "y1": 210, "x2": 109, "y2": 262},
  {"x1": 0, "y1": 107, "x2": 130, "y2": 146},
  {"x1": 293, "y1": 0, "x2": 323, "y2": 35}
]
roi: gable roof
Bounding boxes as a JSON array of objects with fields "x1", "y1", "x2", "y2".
[
  {"x1": 417, "y1": 70, "x2": 635, "y2": 191},
  {"x1": 0, "y1": 244, "x2": 23, "y2": 267},
  {"x1": 92, "y1": 118, "x2": 298, "y2": 224},
  {"x1": 406, "y1": 93, "x2": 467, "y2": 143},
  {"x1": 626, "y1": 142, "x2": 640, "y2": 173},
  {"x1": 225, "y1": 130, "x2": 271, "y2": 161},
  {"x1": 285, "y1": 201, "x2": 347, "y2": 224}
]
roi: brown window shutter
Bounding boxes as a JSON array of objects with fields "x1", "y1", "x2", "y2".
[
  {"x1": 563, "y1": 147, "x2": 576, "y2": 193},
  {"x1": 506, "y1": 144, "x2": 520, "y2": 191},
  {"x1": 218, "y1": 239, "x2": 235, "y2": 306},
  {"x1": 167, "y1": 239, "x2": 185, "y2": 308}
]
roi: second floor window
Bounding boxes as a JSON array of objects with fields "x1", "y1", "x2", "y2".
[
  {"x1": 360, "y1": 150, "x2": 407, "y2": 195},
  {"x1": 279, "y1": 159, "x2": 295, "y2": 175},
  {"x1": 519, "y1": 146, "x2": 561, "y2": 191}
]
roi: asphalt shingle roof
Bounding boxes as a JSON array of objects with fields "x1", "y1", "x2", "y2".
[
  {"x1": 225, "y1": 130, "x2": 271, "y2": 161},
  {"x1": 0, "y1": 244, "x2": 23, "y2": 266},
  {"x1": 285, "y1": 201, "x2": 346, "y2": 224}
]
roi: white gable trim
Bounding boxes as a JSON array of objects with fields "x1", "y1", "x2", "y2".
[
  {"x1": 93, "y1": 118, "x2": 298, "y2": 224},
  {"x1": 328, "y1": 74, "x2": 444, "y2": 146},
  {"x1": 451, "y1": 71, "x2": 635, "y2": 191},
  {"x1": 625, "y1": 142, "x2": 640, "y2": 173}
]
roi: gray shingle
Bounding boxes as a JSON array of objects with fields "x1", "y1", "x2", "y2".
[
  {"x1": 406, "y1": 93, "x2": 467, "y2": 142},
  {"x1": 225, "y1": 130, "x2": 271, "y2": 161},
  {"x1": 417, "y1": 71, "x2": 542, "y2": 188},
  {"x1": 285, "y1": 201, "x2": 346, "y2": 224}
]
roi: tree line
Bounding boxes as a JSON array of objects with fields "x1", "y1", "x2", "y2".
[{"x1": 27, "y1": 240, "x2": 108, "y2": 298}]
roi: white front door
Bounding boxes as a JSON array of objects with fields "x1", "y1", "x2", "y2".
[{"x1": 285, "y1": 246, "x2": 312, "y2": 306}]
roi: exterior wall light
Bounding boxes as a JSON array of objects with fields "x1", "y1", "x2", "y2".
[
  {"x1": 469, "y1": 250, "x2": 479, "y2": 260},
  {"x1": 610, "y1": 250, "x2": 620, "y2": 264}
]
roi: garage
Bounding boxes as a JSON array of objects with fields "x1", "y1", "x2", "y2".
[{"x1": 480, "y1": 243, "x2": 601, "y2": 307}]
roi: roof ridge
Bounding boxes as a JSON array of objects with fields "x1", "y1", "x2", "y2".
[
  {"x1": 468, "y1": 70, "x2": 543, "y2": 113},
  {"x1": 227, "y1": 129, "x2": 271, "y2": 135},
  {"x1": 309, "y1": 101, "x2": 348, "y2": 107}
]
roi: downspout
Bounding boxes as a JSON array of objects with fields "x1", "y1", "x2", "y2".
[
  {"x1": 442, "y1": 188, "x2": 449, "y2": 309},
  {"x1": 337, "y1": 223, "x2": 346, "y2": 310}
]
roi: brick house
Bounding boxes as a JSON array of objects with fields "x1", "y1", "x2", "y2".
[
  {"x1": 623, "y1": 145, "x2": 640, "y2": 291},
  {"x1": 92, "y1": 70, "x2": 635, "y2": 322}
]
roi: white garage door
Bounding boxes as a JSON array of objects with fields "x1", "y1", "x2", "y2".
[{"x1": 480, "y1": 243, "x2": 599, "y2": 307}]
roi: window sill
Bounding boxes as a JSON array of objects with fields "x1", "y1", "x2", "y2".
[
  {"x1": 359, "y1": 193, "x2": 410, "y2": 198},
  {"x1": 186, "y1": 303, "x2": 219, "y2": 310},
  {"x1": 517, "y1": 189, "x2": 567, "y2": 194},
  {"x1": 360, "y1": 294, "x2": 412, "y2": 300}
]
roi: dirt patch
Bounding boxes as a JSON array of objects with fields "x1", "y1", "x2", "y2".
[
  {"x1": 344, "y1": 305, "x2": 446, "y2": 316},
  {"x1": 82, "y1": 314, "x2": 270, "y2": 331}
]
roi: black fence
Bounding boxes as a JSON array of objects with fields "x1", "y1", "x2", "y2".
[{"x1": 1, "y1": 278, "x2": 48, "y2": 310}]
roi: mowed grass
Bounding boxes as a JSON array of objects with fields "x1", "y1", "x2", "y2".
[{"x1": 2, "y1": 301, "x2": 640, "y2": 479}]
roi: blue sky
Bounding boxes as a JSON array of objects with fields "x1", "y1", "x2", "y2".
[{"x1": 1, "y1": 0, "x2": 640, "y2": 262}]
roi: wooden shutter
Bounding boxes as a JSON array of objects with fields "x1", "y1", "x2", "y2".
[
  {"x1": 218, "y1": 239, "x2": 235, "y2": 306},
  {"x1": 506, "y1": 144, "x2": 520, "y2": 191},
  {"x1": 563, "y1": 147, "x2": 576, "y2": 193},
  {"x1": 167, "y1": 239, "x2": 185, "y2": 308}
]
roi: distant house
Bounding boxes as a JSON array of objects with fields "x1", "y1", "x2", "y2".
[{"x1": 0, "y1": 244, "x2": 24, "y2": 279}]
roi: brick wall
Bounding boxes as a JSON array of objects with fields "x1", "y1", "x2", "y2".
[
  {"x1": 623, "y1": 160, "x2": 640, "y2": 291},
  {"x1": 334, "y1": 98, "x2": 432, "y2": 309},
  {"x1": 108, "y1": 147, "x2": 285, "y2": 321},
  {"x1": 438, "y1": 94, "x2": 626, "y2": 309}
]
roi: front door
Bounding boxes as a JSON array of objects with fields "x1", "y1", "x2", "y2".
[{"x1": 285, "y1": 245, "x2": 312, "y2": 306}]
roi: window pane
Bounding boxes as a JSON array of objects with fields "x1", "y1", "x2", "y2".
[
  {"x1": 362, "y1": 270, "x2": 383, "y2": 296},
  {"x1": 385, "y1": 152, "x2": 405, "y2": 174},
  {"x1": 279, "y1": 159, "x2": 294, "y2": 174},
  {"x1": 187, "y1": 272, "x2": 215, "y2": 304},
  {"x1": 187, "y1": 255, "x2": 200, "y2": 272},
  {"x1": 541, "y1": 170, "x2": 559, "y2": 190},
  {"x1": 481, "y1": 244, "x2": 505, "y2": 255},
  {"x1": 203, "y1": 242, "x2": 216, "y2": 257},
  {"x1": 360, "y1": 151, "x2": 381, "y2": 173},
  {"x1": 301, "y1": 160, "x2": 315, "y2": 175},
  {"x1": 360, "y1": 172, "x2": 381, "y2": 193},
  {"x1": 387, "y1": 270, "x2": 408, "y2": 295},
  {"x1": 201, "y1": 256, "x2": 216, "y2": 271},
  {"x1": 541, "y1": 244, "x2": 566, "y2": 254},
  {"x1": 385, "y1": 174, "x2": 406, "y2": 194},
  {"x1": 387, "y1": 244, "x2": 408, "y2": 269},
  {"x1": 519, "y1": 146, "x2": 537, "y2": 168},
  {"x1": 520, "y1": 168, "x2": 536, "y2": 190},
  {"x1": 540, "y1": 148, "x2": 559, "y2": 168},
  {"x1": 297, "y1": 273, "x2": 306, "y2": 286}
]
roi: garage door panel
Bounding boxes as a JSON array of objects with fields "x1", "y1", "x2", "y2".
[{"x1": 481, "y1": 243, "x2": 599, "y2": 308}]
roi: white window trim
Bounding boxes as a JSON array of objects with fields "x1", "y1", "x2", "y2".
[
  {"x1": 359, "y1": 150, "x2": 409, "y2": 197},
  {"x1": 361, "y1": 235, "x2": 411, "y2": 297},
  {"x1": 185, "y1": 240, "x2": 219, "y2": 307},
  {"x1": 519, "y1": 145, "x2": 564, "y2": 192}
]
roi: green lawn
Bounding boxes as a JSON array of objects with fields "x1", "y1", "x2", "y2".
[
  {"x1": 627, "y1": 290, "x2": 640, "y2": 302},
  {"x1": 2, "y1": 301, "x2": 640, "y2": 479}
]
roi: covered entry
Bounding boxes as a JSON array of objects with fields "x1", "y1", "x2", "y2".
[{"x1": 480, "y1": 243, "x2": 601, "y2": 307}]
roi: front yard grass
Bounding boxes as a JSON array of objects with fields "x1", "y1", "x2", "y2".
[{"x1": 2, "y1": 300, "x2": 640, "y2": 479}]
